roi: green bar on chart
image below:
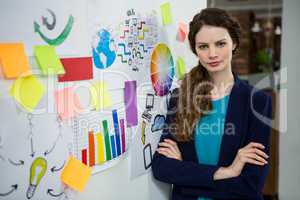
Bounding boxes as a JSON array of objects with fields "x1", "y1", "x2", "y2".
[{"x1": 102, "y1": 120, "x2": 111, "y2": 161}]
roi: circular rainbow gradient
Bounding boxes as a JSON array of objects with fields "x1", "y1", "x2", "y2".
[{"x1": 150, "y1": 44, "x2": 174, "y2": 96}]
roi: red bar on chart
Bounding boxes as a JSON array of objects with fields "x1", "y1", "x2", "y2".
[
  {"x1": 81, "y1": 149, "x2": 87, "y2": 165},
  {"x1": 88, "y1": 131, "x2": 95, "y2": 167},
  {"x1": 120, "y1": 119, "x2": 126, "y2": 153}
]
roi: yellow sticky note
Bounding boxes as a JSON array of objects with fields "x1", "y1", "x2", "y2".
[
  {"x1": 9, "y1": 75, "x2": 45, "y2": 112},
  {"x1": 34, "y1": 45, "x2": 65, "y2": 75},
  {"x1": 61, "y1": 156, "x2": 92, "y2": 192},
  {"x1": 0, "y1": 43, "x2": 32, "y2": 79},
  {"x1": 90, "y1": 81, "x2": 112, "y2": 110},
  {"x1": 176, "y1": 57, "x2": 186, "y2": 80},
  {"x1": 160, "y1": 2, "x2": 172, "y2": 26}
]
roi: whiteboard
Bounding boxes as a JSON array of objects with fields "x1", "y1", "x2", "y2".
[{"x1": 0, "y1": 0, "x2": 205, "y2": 199}]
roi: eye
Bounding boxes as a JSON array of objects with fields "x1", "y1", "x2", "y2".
[
  {"x1": 197, "y1": 44, "x2": 208, "y2": 50},
  {"x1": 216, "y1": 41, "x2": 226, "y2": 47}
]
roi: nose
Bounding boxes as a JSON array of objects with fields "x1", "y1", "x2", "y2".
[{"x1": 208, "y1": 47, "x2": 217, "y2": 60}]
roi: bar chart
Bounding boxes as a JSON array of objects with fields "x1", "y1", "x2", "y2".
[{"x1": 72, "y1": 109, "x2": 127, "y2": 172}]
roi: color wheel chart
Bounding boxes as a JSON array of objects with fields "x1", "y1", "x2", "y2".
[
  {"x1": 72, "y1": 109, "x2": 128, "y2": 173},
  {"x1": 150, "y1": 43, "x2": 175, "y2": 96}
]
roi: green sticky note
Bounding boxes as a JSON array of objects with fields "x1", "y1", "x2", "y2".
[
  {"x1": 34, "y1": 45, "x2": 65, "y2": 75},
  {"x1": 160, "y1": 2, "x2": 172, "y2": 26},
  {"x1": 176, "y1": 57, "x2": 186, "y2": 80},
  {"x1": 9, "y1": 75, "x2": 45, "y2": 112}
]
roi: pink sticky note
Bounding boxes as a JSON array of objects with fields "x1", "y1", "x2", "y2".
[
  {"x1": 177, "y1": 22, "x2": 188, "y2": 42},
  {"x1": 55, "y1": 87, "x2": 83, "y2": 120}
]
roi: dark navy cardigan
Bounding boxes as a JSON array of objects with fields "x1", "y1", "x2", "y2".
[{"x1": 152, "y1": 76, "x2": 272, "y2": 200}]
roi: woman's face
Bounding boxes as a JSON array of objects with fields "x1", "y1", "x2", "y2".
[{"x1": 194, "y1": 25, "x2": 236, "y2": 73}]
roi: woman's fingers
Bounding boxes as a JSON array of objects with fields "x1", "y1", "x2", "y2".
[
  {"x1": 245, "y1": 142, "x2": 265, "y2": 150},
  {"x1": 245, "y1": 153, "x2": 268, "y2": 164},
  {"x1": 159, "y1": 139, "x2": 181, "y2": 154},
  {"x1": 157, "y1": 147, "x2": 177, "y2": 159},
  {"x1": 164, "y1": 139, "x2": 181, "y2": 152},
  {"x1": 238, "y1": 148, "x2": 268, "y2": 165},
  {"x1": 242, "y1": 157, "x2": 266, "y2": 166},
  {"x1": 158, "y1": 141, "x2": 178, "y2": 155},
  {"x1": 245, "y1": 147, "x2": 269, "y2": 159},
  {"x1": 157, "y1": 139, "x2": 182, "y2": 160}
]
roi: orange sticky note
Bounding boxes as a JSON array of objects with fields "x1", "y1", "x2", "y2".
[
  {"x1": 61, "y1": 156, "x2": 92, "y2": 192},
  {"x1": 177, "y1": 22, "x2": 188, "y2": 42},
  {"x1": 55, "y1": 87, "x2": 83, "y2": 120},
  {"x1": 0, "y1": 43, "x2": 31, "y2": 79}
]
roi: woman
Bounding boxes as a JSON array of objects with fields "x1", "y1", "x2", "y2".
[{"x1": 152, "y1": 8, "x2": 272, "y2": 200}]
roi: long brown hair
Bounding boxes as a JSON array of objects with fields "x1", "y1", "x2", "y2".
[{"x1": 174, "y1": 8, "x2": 241, "y2": 141}]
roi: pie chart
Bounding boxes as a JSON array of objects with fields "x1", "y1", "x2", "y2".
[{"x1": 150, "y1": 43, "x2": 174, "y2": 96}]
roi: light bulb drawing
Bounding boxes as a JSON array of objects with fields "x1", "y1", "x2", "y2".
[{"x1": 26, "y1": 157, "x2": 47, "y2": 199}]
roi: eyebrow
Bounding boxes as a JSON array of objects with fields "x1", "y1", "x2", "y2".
[{"x1": 196, "y1": 38, "x2": 227, "y2": 45}]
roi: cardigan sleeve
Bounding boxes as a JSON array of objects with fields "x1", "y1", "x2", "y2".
[
  {"x1": 180, "y1": 91, "x2": 273, "y2": 199},
  {"x1": 152, "y1": 133, "x2": 220, "y2": 188}
]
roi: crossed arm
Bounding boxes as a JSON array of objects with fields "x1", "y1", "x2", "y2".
[{"x1": 152, "y1": 93, "x2": 272, "y2": 199}]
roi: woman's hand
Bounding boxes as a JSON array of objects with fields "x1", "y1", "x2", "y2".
[
  {"x1": 214, "y1": 142, "x2": 269, "y2": 180},
  {"x1": 157, "y1": 139, "x2": 182, "y2": 161}
]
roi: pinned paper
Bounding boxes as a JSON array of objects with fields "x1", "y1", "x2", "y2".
[
  {"x1": 61, "y1": 156, "x2": 92, "y2": 192},
  {"x1": 124, "y1": 81, "x2": 138, "y2": 127},
  {"x1": 160, "y1": 2, "x2": 172, "y2": 26},
  {"x1": 34, "y1": 45, "x2": 65, "y2": 75},
  {"x1": 176, "y1": 57, "x2": 186, "y2": 80},
  {"x1": 58, "y1": 57, "x2": 93, "y2": 82},
  {"x1": 9, "y1": 75, "x2": 45, "y2": 112},
  {"x1": 55, "y1": 87, "x2": 83, "y2": 120},
  {"x1": 177, "y1": 22, "x2": 188, "y2": 42},
  {"x1": 90, "y1": 81, "x2": 112, "y2": 110},
  {"x1": 0, "y1": 43, "x2": 31, "y2": 79}
]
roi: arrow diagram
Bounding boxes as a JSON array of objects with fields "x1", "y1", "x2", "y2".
[
  {"x1": 47, "y1": 189, "x2": 64, "y2": 197},
  {"x1": 44, "y1": 133, "x2": 61, "y2": 156},
  {"x1": 50, "y1": 160, "x2": 65, "y2": 173},
  {"x1": 42, "y1": 9, "x2": 56, "y2": 30},
  {"x1": 0, "y1": 184, "x2": 18, "y2": 197},
  {"x1": 8, "y1": 158, "x2": 24, "y2": 166},
  {"x1": 34, "y1": 15, "x2": 74, "y2": 46},
  {"x1": 30, "y1": 137, "x2": 35, "y2": 157}
]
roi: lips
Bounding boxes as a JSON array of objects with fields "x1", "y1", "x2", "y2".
[{"x1": 208, "y1": 61, "x2": 221, "y2": 67}]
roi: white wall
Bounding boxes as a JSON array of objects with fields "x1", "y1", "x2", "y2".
[{"x1": 279, "y1": 0, "x2": 300, "y2": 199}]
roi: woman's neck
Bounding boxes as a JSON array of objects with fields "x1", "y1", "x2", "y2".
[{"x1": 208, "y1": 68, "x2": 234, "y2": 99}]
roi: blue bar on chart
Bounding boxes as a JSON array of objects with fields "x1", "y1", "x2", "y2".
[
  {"x1": 112, "y1": 109, "x2": 121, "y2": 156},
  {"x1": 110, "y1": 134, "x2": 116, "y2": 158}
]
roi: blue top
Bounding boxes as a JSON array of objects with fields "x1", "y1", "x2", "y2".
[{"x1": 195, "y1": 95, "x2": 230, "y2": 200}]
